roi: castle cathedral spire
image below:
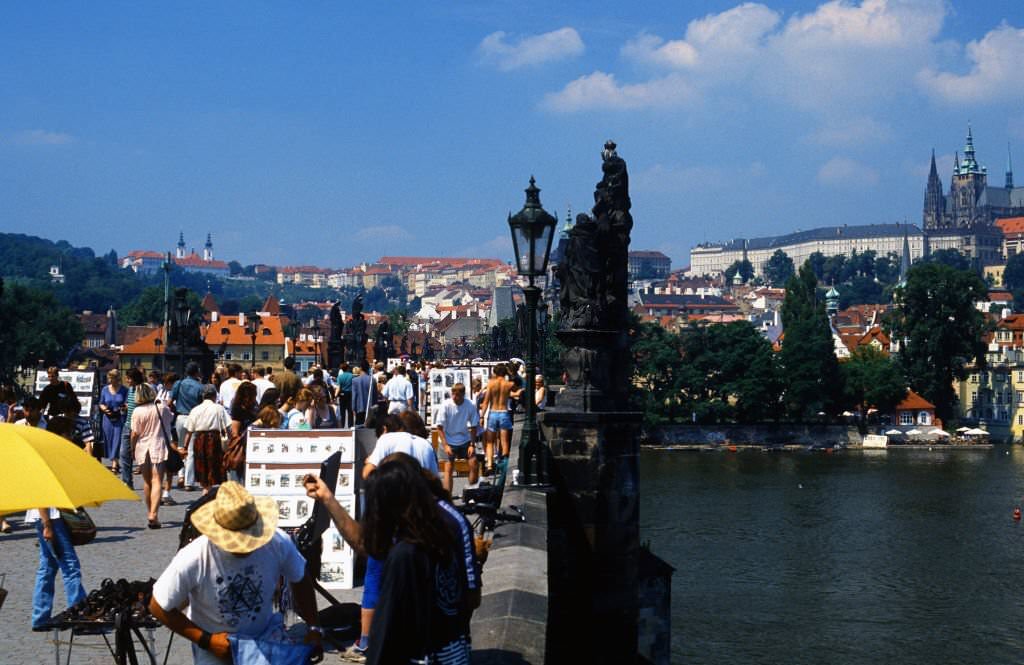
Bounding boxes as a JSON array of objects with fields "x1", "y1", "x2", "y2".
[
  {"x1": 961, "y1": 125, "x2": 980, "y2": 174},
  {"x1": 1008, "y1": 142, "x2": 1015, "y2": 190},
  {"x1": 923, "y1": 149, "x2": 945, "y2": 229}
]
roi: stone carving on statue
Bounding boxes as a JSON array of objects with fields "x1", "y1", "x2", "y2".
[
  {"x1": 374, "y1": 319, "x2": 393, "y2": 364},
  {"x1": 558, "y1": 140, "x2": 632, "y2": 332},
  {"x1": 555, "y1": 141, "x2": 634, "y2": 411},
  {"x1": 329, "y1": 302, "x2": 343, "y2": 342},
  {"x1": 343, "y1": 295, "x2": 367, "y2": 365}
]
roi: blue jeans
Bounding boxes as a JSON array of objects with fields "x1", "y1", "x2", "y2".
[
  {"x1": 120, "y1": 429, "x2": 134, "y2": 488},
  {"x1": 362, "y1": 556, "x2": 383, "y2": 610},
  {"x1": 33, "y1": 519, "x2": 87, "y2": 628}
]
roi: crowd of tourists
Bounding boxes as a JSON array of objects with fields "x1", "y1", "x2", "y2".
[{"x1": 2, "y1": 357, "x2": 542, "y2": 664}]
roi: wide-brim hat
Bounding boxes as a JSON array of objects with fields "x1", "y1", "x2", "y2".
[{"x1": 190, "y1": 481, "x2": 279, "y2": 554}]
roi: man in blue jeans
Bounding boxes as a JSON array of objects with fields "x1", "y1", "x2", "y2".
[
  {"x1": 120, "y1": 368, "x2": 145, "y2": 489},
  {"x1": 27, "y1": 508, "x2": 87, "y2": 630},
  {"x1": 169, "y1": 362, "x2": 204, "y2": 491}
]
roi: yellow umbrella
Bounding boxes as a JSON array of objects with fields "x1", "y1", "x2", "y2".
[{"x1": 0, "y1": 423, "x2": 139, "y2": 513}]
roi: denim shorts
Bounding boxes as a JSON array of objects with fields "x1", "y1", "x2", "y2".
[
  {"x1": 438, "y1": 441, "x2": 473, "y2": 462},
  {"x1": 486, "y1": 411, "x2": 513, "y2": 432}
]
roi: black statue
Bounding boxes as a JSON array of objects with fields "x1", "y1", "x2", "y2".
[
  {"x1": 374, "y1": 319, "x2": 393, "y2": 364},
  {"x1": 558, "y1": 140, "x2": 633, "y2": 331},
  {"x1": 399, "y1": 335, "x2": 408, "y2": 356},
  {"x1": 329, "y1": 302, "x2": 343, "y2": 342},
  {"x1": 343, "y1": 294, "x2": 367, "y2": 365}
]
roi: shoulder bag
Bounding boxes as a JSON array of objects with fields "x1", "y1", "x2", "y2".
[
  {"x1": 60, "y1": 507, "x2": 97, "y2": 546},
  {"x1": 222, "y1": 424, "x2": 248, "y2": 477},
  {"x1": 156, "y1": 405, "x2": 184, "y2": 475}
]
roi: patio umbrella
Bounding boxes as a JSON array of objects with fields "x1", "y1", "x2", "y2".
[
  {"x1": 905, "y1": 429, "x2": 923, "y2": 435},
  {"x1": 956, "y1": 426, "x2": 970, "y2": 433},
  {"x1": 931, "y1": 429, "x2": 951, "y2": 437},
  {"x1": 965, "y1": 428, "x2": 989, "y2": 436},
  {"x1": 884, "y1": 429, "x2": 903, "y2": 436},
  {"x1": 0, "y1": 423, "x2": 139, "y2": 514}
]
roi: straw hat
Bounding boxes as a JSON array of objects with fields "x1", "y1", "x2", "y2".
[{"x1": 190, "y1": 481, "x2": 279, "y2": 554}]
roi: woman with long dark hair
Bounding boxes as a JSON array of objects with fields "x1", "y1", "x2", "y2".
[
  {"x1": 361, "y1": 453, "x2": 471, "y2": 665},
  {"x1": 226, "y1": 381, "x2": 259, "y2": 482}
]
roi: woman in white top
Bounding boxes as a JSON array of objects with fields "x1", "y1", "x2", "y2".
[{"x1": 130, "y1": 384, "x2": 174, "y2": 529}]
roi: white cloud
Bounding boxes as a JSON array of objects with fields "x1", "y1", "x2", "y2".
[
  {"x1": 919, "y1": 23, "x2": 1024, "y2": 103},
  {"x1": 8, "y1": 129, "x2": 75, "y2": 145},
  {"x1": 543, "y1": 71, "x2": 696, "y2": 112},
  {"x1": 817, "y1": 156, "x2": 880, "y2": 186},
  {"x1": 622, "y1": 3, "x2": 779, "y2": 70},
  {"x1": 806, "y1": 117, "x2": 893, "y2": 147},
  {"x1": 548, "y1": 0, "x2": 948, "y2": 115},
  {"x1": 478, "y1": 27, "x2": 584, "y2": 71},
  {"x1": 354, "y1": 225, "x2": 413, "y2": 242}
]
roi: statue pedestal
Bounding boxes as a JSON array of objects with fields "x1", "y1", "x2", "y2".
[
  {"x1": 327, "y1": 340, "x2": 343, "y2": 370},
  {"x1": 540, "y1": 408, "x2": 641, "y2": 662},
  {"x1": 555, "y1": 329, "x2": 631, "y2": 412}
]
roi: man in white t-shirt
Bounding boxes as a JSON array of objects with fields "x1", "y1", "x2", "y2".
[
  {"x1": 251, "y1": 367, "x2": 275, "y2": 405},
  {"x1": 362, "y1": 413, "x2": 438, "y2": 479},
  {"x1": 149, "y1": 481, "x2": 322, "y2": 664},
  {"x1": 436, "y1": 383, "x2": 480, "y2": 493},
  {"x1": 217, "y1": 364, "x2": 243, "y2": 413},
  {"x1": 382, "y1": 365, "x2": 414, "y2": 414}
]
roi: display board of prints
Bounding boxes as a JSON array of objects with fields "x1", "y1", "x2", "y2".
[
  {"x1": 427, "y1": 368, "x2": 472, "y2": 425},
  {"x1": 244, "y1": 428, "x2": 358, "y2": 589},
  {"x1": 35, "y1": 370, "x2": 96, "y2": 418}
]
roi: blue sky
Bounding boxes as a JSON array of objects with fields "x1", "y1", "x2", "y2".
[{"x1": 1, "y1": 1, "x2": 1022, "y2": 269}]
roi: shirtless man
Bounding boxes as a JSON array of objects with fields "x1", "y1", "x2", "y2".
[{"x1": 479, "y1": 364, "x2": 518, "y2": 473}]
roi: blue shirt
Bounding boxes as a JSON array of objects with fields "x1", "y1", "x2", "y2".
[
  {"x1": 337, "y1": 371, "x2": 354, "y2": 394},
  {"x1": 170, "y1": 376, "x2": 203, "y2": 416}
]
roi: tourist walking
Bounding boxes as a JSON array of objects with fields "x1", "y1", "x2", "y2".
[
  {"x1": 169, "y1": 362, "x2": 204, "y2": 491},
  {"x1": 479, "y1": 364, "x2": 516, "y2": 474},
  {"x1": 308, "y1": 384, "x2": 338, "y2": 429},
  {"x1": 336, "y1": 363, "x2": 354, "y2": 427},
  {"x1": 284, "y1": 389, "x2": 313, "y2": 430},
  {"x1": 119, "y1": 368, "x2": 145, "y2": 488},
  {"x1": 148, "y1": 481, "x2": 322, "y2": 665},
  {"x1": 271, "y1": 356, "x2": 303, "y2": 404},
  {"x1": 251, "y1": 366, "x2": 275, "y2": 404},
  {"x1": 98, "y1": 369, "x2": 128, "y2": 473},
  {"x1": 351, "y1": 365, "x2": 377, "y2": 427},
  {"x1": 183, "y1": 385, "x2": 231, "y2": 493},
  {"x1": 130, "y1": 383, "x2": 174, "y2": 528},
  {"x1": 382, "y1": 365, "x2": 414, "y2": 414},
  {"x1": 436, "y1": 383, "x2": 480, "y2": 493}
]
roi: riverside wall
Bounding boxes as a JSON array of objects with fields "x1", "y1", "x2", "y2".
[{"x1": 643, "y1": 423, "x2": 862, "y2": 448}]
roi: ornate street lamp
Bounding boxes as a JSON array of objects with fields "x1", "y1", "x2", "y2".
[
  {"x1": 172, "y1": 292, "x2": 190, "y2": 375},
  {"x1": 247, "y1": 313, "x2": 262, "y2": 369},
  {"x1": 312, "y1": 319, "x2": 321, "y2": 369},
  {"x1": 508, "y1": 176, "x2": 557, "y2": 485}
]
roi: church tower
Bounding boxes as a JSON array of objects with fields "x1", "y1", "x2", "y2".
[
  {"x1": 203, "y1": 233, "x2": 213, "y2": 261},
  {"x1": 950, "y1": 126, "x2": 987, "y2": 228},
  {"x1": 923, "y1": 149, "x2": 945, "y2": 229},
  {"x1": 1007, "y1": 143, "x2": 1015, "y2": 190},
  {"x1": 176, "y1": 231, "x2": 186, "y2": 259}
]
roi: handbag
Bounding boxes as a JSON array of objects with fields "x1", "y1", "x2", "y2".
[
  {"x1": 156, "y1": 406, "x2": 184, "y2": 474},
  {"x1": 222, "y1": 427, "x2": 247, "y2": 476},
  {"x1": 60, "y1": 507, "x2": 97, "y2": 546}
]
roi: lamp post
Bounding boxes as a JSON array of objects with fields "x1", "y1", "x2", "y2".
[
  {"x1": 172, "y1": 294, "x2": 190, "y2": 376},
  {"x1": 508, "y1": 176, "x2": 557, "y2": 485},
  {"x1": 312, "y1": 319, "x2": 321, "y2": 369},
  {"x1": 247, "y1": 313, "x2": 262, "y2": 369}
]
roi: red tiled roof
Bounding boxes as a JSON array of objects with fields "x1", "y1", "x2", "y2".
[
  {"x1": 996, "y1": 217, "x2": 1024, "y2": 236},
  {"x1": 200, "y1": 293, "x2": 220, "y2": 313},
  {"x1": 206, "y1": 315, "x2": 286, "y2": 346},
  {"x1": 121, "y1": 327, "x2": 166, "y2": 354},
  {"x1": 261, "y1": 295, "x2": 281, "y2": 316},
  {"x1": 378, "y1": 256, "x2": 504, "y2": 268},
  {"x1": 175, "y1": 253, "x2": 229, "y2": 269},
  {"x1": 895, "y1": 389, "x2": 933, "y2": 411},
  {"x1": 127, "y1": 250, "x2": 164, "y2": 259},
  {"x1": 278, "y1": 265, "x2": 330, "y2": 274},
  {"x1": 988, "y1": 291, "x2": 1013, "y2": 302}
]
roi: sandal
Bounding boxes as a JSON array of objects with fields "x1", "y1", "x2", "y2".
[{"x1": 147, "y1": 519, "x2": 162, "y2": 529}]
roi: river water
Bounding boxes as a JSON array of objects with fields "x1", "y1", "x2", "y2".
[{"x1": 640, "y1": 446, "x2": 1024, "y2": 664}]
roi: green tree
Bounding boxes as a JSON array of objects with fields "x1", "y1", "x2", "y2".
[
  {"x1": 806, "y1": 252, "x2": 827, "y2": 281},
  {"x1": 1003, "y1": 253, "x2": 1024, "y2": 291},
  {"x1": 923, "y1": 248, "x2": 971, "y2": 271},
  {"x1": 764, "y1": 250, "x2": 795, "y2": 287},
  {"x1": 121, "y1": 286, "x2": 200, "y2": 326},
  {"x1": 632, "y1": 322, "x2": 685, "y2": 426},
  {"x1": 724, "y1": 259, "x2": 754, "y2": 285},
  {"x1": 887, "y1": 262, "x2": 988, "y2": 424},
  {"x1": 821, "y1": 254, "x2": 847, "y2": 285},
  {"x1": 780, "y1": 264, "x2": 841, "y2": 420},
  {"x1": 681, "y1": 321, "x2": 779, "y2": 423},
  {"x1": 0, "y1": 280, "x2": 83, "y2": 380},
  {"x1": 841, "y1": 346, "x2": 907, "y2": 425}
]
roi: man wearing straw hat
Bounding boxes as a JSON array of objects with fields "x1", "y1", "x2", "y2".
[{"x1": 149, "y1": 481, "x2": 322, "y2": 663}]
